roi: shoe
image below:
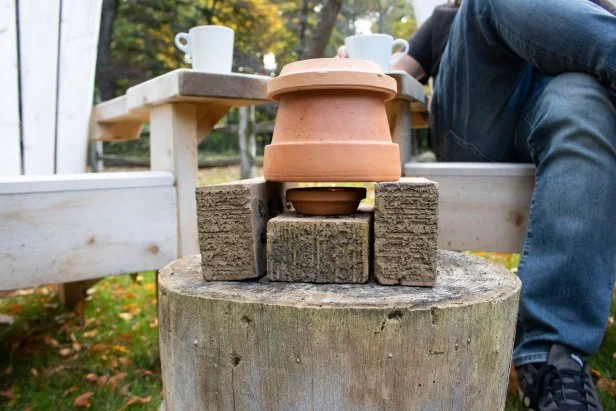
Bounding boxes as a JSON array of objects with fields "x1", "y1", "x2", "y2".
[{"x1": 516, "y1": 344, "x2": 603, "y2": 411}]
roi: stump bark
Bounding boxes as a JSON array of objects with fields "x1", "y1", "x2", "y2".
[{"x1": 159, "y1": 251, "x2": 520, "y2": 411}]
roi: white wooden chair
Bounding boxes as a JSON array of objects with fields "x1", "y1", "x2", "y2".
[
  {"x1": 0, "y1": 1, "x2": 177, "y2": 301},
  {"x1": 0, "y1": 1, "x2": 271, "y2": 302}
]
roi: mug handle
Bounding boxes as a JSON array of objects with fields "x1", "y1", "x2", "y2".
[
  {"x1": 174, "y1": 32, "x2": 191, "y2": 54},
  {"x1": 391, "y1": 38, "x2": 410, "y2": 65}
]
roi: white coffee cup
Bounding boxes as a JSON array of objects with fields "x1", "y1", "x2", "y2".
[
  {"x1": 174, "y1": 25, "x2": 234, "y2": 73},
  {"x1": 344, "y1": 34, "x2": 409, "y2": 71}
]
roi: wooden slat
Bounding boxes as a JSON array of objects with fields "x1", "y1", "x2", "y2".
[
  {"x1": 0, "y1": 178, "x2": 178, "y2": 290},
  {"x1": 0, "y1": 171, "x2": 174, "y2": 194},
  {"x1": 18, "y1": 0, "x2": 61, "y2": 175},
  {"x1": 55, "y1": 0, "x2": 102, "y2": 174},
  {"x1": 89, "y1": 96, "x2": 148, "y2": 141},
  {"x1": 404, "y1": 162, "x2": 535, "y2": 253},
  {"x1": 0, "y1": 0, "x2": 21, "y2": 175},
  {"x1": 385, "y1": 70, "x2": 426, "y2": 103},
  {"x1": 150, "y1": 104, "x2": 200, "y2": 257},
  {"x1": 126, "y1": 69, "x2": 271, "y2": 111}
]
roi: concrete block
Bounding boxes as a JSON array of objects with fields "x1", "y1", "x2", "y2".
[
  {"x1": 196, "y1": 178, "x2": 283, "y2": 280},
  {"x1": 267, "y1": 210, "x2": 372, "y2": 284},
  {"x1": 374, "y1": 177, "x2": 438, "y2": 286}
]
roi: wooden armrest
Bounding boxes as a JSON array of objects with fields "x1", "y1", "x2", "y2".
[{"x1": 89, "y1": 96, "x2": 149, "y2": 142}]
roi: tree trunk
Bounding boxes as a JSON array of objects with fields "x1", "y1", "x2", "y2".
[
  {"x1": 159, "y1": 251, "x2": 521, "y2": 410},
  {"x1": 95, "y1": 0, "x2": 118, "y2": 101},
  {"x1": 301, "y1": 0, "x2": 343, "y2": 59},
  {"x1": 296, "y1": 0, "x2": 310, "y2": 56}
]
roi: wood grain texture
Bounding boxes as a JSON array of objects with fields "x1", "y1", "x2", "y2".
[
  {"x1": 0, "y1": 0, "x2": 21, "y2": 175},
  {"x1": 150, "y1": 104, "x2": 200, "y2": 257},
  {"x1": 159, "y1": 251, "x2": 520, "y2": 411},
  {"x1": 0, "y1": 173, "x2": 177, "y2": 290},
  {"x1": 18, "y1": 0, "x2": 61, "y2": 175},
  {"x1": 404, "y1": 163, "x2": 535, "y2": 253},
  {"x1": 196, "y1": 178, "x2": 283, "y2": 280},
  {"x1": 375, "y1": 178, "x2": 439, "y2": 286},
  {"x1": 56, "y1": 0, "x2": 103, "y2": 173},
  {"x1": 126, "y1": 70, "x2": 270, "y2": 111},
  {"x1": 267, "y1": 211, "x2": 371, "y2": 284}
]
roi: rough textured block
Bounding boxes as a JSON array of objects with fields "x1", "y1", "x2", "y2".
[
  {"x1": 267, "y1": 210, "x2": 372, "y2": 284},
  {"x1": 196, "y1": 178, "x2": 283, "y2": 280},
  {"x1": 374, "y1": 177, "x2": 438, "y2": 286}
]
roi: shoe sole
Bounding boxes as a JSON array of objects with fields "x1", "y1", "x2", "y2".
[{"x1": 517, "y1": 388, "x2": 534, "y2": 411}]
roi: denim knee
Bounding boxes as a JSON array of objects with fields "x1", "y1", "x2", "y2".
[{"x1": 523, "y1": 73, "x2": 616, "y2": 161}]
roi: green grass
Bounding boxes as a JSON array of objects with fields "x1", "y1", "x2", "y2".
[
  {"x1": 1, "y1": 166, "x2": 614, "y2": 409},
  {"x1": 0, "y1": 274, "x2": 160, "y2": 410}
]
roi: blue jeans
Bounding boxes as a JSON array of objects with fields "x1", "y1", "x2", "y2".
[{"x1": 432, "y1": 0, "x2": 616, "y2": 365}]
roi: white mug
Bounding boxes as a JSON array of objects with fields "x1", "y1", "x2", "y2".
[
  {"x1": 344, "y1": 34, "x2": 409, "y2": 71},
  {"x1": 174, "y1": 25, "x2": 234, "y2": 73}
]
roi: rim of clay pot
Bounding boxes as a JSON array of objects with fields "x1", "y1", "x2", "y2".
[
  {"x1": 268, "y1": 58, "x2": 397, "y2": 101},
  {"x1": 286, "y1": 187, "x2": 367, "y2": 216}
]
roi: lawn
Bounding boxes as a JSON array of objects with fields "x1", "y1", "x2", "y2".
[{"x1": 1, "y1": 165, "x2": 614, "y2": 410}]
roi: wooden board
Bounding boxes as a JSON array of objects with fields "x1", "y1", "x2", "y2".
[
  {"x1": 385, "y1": 70, "x2": 426, "y2": 103},
  {"x1": 18, "y1": 0, "x2": 61, "y2": 175},
  {"x1": 0, "y1": 172, "x2": 178, "y2": 290},
  {"x1": 89, "y1": 96, "x2": 148, "y2": 142},
  {"x1": 126, "y1": 69, "x2": 271, "y2": 111},
  {"x1": 404, "y1": 162, "x2": 535, "y2": 253},
  {"x1": 0, "y1": 170, "x2": 174, "y2": 194},
  {"x1": 150, "y1": 104, "x2": 200, "y2": 257},
  {"x1": 0, "y1": 0, "x2": 22, "y2": 175},
  {"x1": 55, "y1": 0, "x2": 102, "y2": 174},
  {"x1": 159, "y1": 251, "x2": 520, "y2": 410}
]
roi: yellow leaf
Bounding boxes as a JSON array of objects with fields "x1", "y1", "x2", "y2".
[
  {"x1": 120, "y1": 383, "x2": 131, "y2": 395},
  {"x1": 97, "y1": 375, "x2": 109, "y2": 386},
  {"x1": 59, "y1": 348, "x2": 72, "y2": 357},
  {"x1": 144, "y1": 283, "x2": 155, "y2": 291},
  {"x1": 74, "y1": 391, "x2": 94, "y2": 408},
  {"x1": 82, "y1": 329, "x2": 98, "y2": 338},
  {"x1": 118, "y1": 357, "x2": 131, "y2": 366},
  {"x1": 113, "y1": 345, "x2": 129, "y2": 354},
  {"x1": 30, "y1": 368, "x2": 38, "y2": 377},
  {"x1": 118, "y1": 313, "x2": 133, "y2": 321},
  {"x1": 73, "y1": 342, "x2": 82, "y2": 352},
  {"x1": 85, "y1": 373, "x2": 98, "y2": 382}
]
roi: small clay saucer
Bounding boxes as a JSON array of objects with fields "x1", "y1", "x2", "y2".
[{"x1": 285, "y1": 187, "x2": 367, "y2": 216}]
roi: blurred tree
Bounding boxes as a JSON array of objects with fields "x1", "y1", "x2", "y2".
[
  {"x1": 96, "y1": 0, "x2": 292, "y2": 98},
  {"x1": 301, "y1": 0, "x2": 343, "y2": 59}
]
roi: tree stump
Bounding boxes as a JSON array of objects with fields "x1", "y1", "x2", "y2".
[{"x1": 159, "y1": 251, "x2": 520, "y2": 411}]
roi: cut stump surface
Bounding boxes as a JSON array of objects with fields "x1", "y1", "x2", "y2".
[{"x1": 159, "y1": 250, "x2": 520, "y2": 411}]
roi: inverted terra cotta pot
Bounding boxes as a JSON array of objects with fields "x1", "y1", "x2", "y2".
[{"x1": 264, "y1": 58, "x2": 401, "y2": 182}]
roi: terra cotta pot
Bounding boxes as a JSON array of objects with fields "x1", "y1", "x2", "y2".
[
  {"x1": 286, "y1": 187, "x2": 367, "y2": 216},
  {"x1": 264, "y1": 58, "x2": 401, "y2": 182}
]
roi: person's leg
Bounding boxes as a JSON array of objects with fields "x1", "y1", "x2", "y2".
[
  {"x1": 432, "y1": 0, "x2": 616, "y2": 162},
  {"x1": 512, "y1": 73, "x2": 616, "y2": 364}
]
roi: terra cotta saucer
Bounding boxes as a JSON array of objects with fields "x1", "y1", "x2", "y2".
[{"x1": 286, "y1": 187, "x2": 367, "y2": 216}]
